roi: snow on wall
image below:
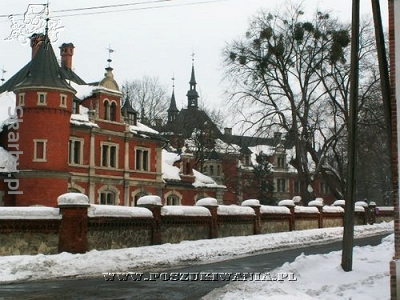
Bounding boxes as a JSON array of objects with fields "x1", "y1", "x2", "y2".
[
  {"x1": 161, "y1": 206, "x2": 211, "y2": 217},
  {"x1": 241, "y1": 199, "x2": 260, "y2": 207},
  {"x1": 137, "y1": 195, "x2": 162, "y2": 206},
  {"x1": 323, "y1": 206, "x2": 344, "y2": 213},
  {"x1": 217, "y1": 205, "x2": 255, "y2": 216},
  {"x1": 57, "y1": 192, "x2": 89, "y2": 206},
  {"x1": 295, "y1": 206, "x2": 319, "y2": 214},
  {"x1": 278, "y1": 199, "x2": 295, "y2": 207},
  {"x1": 0, "y1": 207, "x2": 61, "y2": 219},
  {"x1": 196, "y1": 197, "x2": 218, "y2": 206},
  {"x1": 88, "y1": 204, "x2": 153, "y2": 218},
  {"x1": 260, "y1": 205, "x2": 291, "y2": 214}
]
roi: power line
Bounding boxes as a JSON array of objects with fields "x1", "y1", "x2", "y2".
[{"x1": 0, "y1": 0, "x2": 230, "y2": 19}]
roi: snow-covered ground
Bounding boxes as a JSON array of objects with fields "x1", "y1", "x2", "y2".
[{"x1": 0, "y1": 222, "x2": 393, "y2": 299}]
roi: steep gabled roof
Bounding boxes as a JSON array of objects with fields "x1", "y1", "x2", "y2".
[{"x1": 0, "y1": 37, "x2": 75, "y2": 93}]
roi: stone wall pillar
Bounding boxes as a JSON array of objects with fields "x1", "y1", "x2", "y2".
[
  {"x1": 196, "y1": 197, "x2": 219, "y2": 239},
  {"x1": 137, "y1": 195, "x2": 163, "y2": 245},
  {"x1": 58, "y1": 193, "x2": 89, "y2": 254}
]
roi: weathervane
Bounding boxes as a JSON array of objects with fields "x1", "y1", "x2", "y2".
[{"x1": 106, "y1": 45, "x2": 115, "y2": 68}]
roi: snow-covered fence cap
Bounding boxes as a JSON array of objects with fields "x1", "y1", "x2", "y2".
[
  {"x1": 196, "y1": 197, "x2": 218, "y2": 206},
  {"x1": 137, "y1": 195, "x2": 162, "y2": 206},
  {"x1": 57, "y1": 192, "x2": 89, "y2": 206},
  {"x1": 241, "y1": 199, "x2": 260, "y2": 207},
  {"x1": 278, "y1": 199, "x2": 295, "y2": 207},
  {"x1": 308, "y1": 199, "x2": 324, "y2": 207}
]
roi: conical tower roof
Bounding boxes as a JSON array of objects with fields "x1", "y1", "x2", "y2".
[{"x1": 1, "y1": 35, "x2": 75, "y2": 93}]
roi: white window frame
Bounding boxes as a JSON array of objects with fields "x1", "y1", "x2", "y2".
[
  {"x1": 37, "y1": 92, "x2": 47, "y2": 106},
  {"x1": 100, "y1": 142, "x2": 119, "y2": 168},
  {"x1": 135, "y1": 147, "x2": 150, "y2": 171},
  {"x1": 60, "y1": 94, "x2": 67, "y2": 108},
  {"x1": 33, "y1": 139, "x2": 47, "y2": 162},
  {"x1": 18, "y1": 93, "x2": 25, "y2": 106},
  {"x1": 68, "y1": 138, "x2": 84, "y2": 165}
]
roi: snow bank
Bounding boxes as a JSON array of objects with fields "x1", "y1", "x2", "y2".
[
  {"x1": 0, "y1": 207, "x2": 61, "y2": 219},
  {"x1": 88, "y1": 205, "x2": 153, "y2": 218},
  {"x1": 217, "y1": 205, "x2": 255, "y2": 216},
  {"x1": 161, "y1": 206, "x2": 211, "y2": 217}
]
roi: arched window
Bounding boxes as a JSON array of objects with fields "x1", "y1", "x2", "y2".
[
  {"x1": 104, "y1": 100, "x2": 110, "y2": 120},
  {"x1": 110, "y1": 102, "x2": 117, "y2": 121}
]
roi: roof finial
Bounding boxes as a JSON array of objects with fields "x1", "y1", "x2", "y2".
[
  {"x1": 191, "y1": 52, "x2": 195, "y2": 65},
  {"x1": 106, "y1": 44, "x2": 115, "y2": 68},
  {"x1": 171, "y1": 74, "x2": 175, "y2": 90}
]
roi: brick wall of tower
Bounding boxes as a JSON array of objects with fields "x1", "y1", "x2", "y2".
[{"x1": 9, "y1": 88, "x2": 74, "y2": 206}]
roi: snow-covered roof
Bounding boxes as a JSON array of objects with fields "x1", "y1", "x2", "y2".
[
  {"x1": 214, "y1": 138, "x2": 241, "y2": 155},
  {"x1": 0, "y1": 147, "x2": 18, "y2": 173},
  {"x1": 0, "y1": 91, "x2": 16, "y2": 131},
  {"x1": 70, "y1": 106, "x2": 99, "y2": 128}
]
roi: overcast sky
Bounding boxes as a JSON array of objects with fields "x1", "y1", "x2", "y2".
[{"x1": 0, "y1": 0, "x2": 389, "y2": 119}]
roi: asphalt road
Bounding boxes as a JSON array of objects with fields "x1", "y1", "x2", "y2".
[{"x1": 0, "y1": 233, "x2": 390, "y2": 300}]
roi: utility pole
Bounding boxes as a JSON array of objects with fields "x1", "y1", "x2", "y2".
[{"x1": 341, "y1": 0, "x2": 360, "y2": 272}]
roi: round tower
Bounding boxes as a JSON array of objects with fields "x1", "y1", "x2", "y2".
[{"x1": 7, "y1": 34, "x2": 76, "y2": 206}]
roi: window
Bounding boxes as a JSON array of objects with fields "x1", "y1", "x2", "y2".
[
  {"x1": 243, "y1": 155, "x2": 250, "y2": 166},
  {"x1": 135, "y1": 148, "x2": 149, "y2": 171},
  {"x1": 277, "y1": 179, "x2": 286, "y2": 192},
  {"x1": 320, "y1": 182, "x2": 329, "y2": 194},
  {"x1": 166, "y1": 195, "x2": 180, "y2": 205},
  {"x1": 128, "y1": 113, "x2": 137, "y2": 126},
  {"x1": 104, "y1": 100, "x2": 110, "y2": 120},
  {"x1": 217, "y1": 165, "x2": 221, "y2": 176},
  {"x1": 100, "y1": 191, "x2": 115, "y2": 205},
  {"x1": 18, "y1": 93, "x2": 25, "y2": 106},
  {"x1": 33, "y1": 139, "x2": 47, "y2": 161},
  {"x1": 60, "y1": 94, "x2": 67, "y2": 107},
  {"x1": 101, "y1": 143, "x2": 118, "y2": 168},
  {"x1": 294, "y1": 181, "x2": 301, "y2": 194},
  {"x1": 69, "y1": 138, "x2": 83, "y2": 165},
  {"x1": 37, "y1": 92, "x2": 47, "y2": 105},
  {"x1": 277, "y1": 157, "x2": 285, "y2": 168},
  {"x1": 72, "y1": 100, "x2": 79, "y2": 114},
  {"x1": 209, "y1": 165, "x2": 214, "y2": 176},
  {"x1": 110, "y1": 102, "x2": 117, "y2": 121}
]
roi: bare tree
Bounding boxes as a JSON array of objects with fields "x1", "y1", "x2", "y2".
[
  {"x1": 122, "y1": 76, "x2": 169, "y2": 125},
  {"x1": 223, "y1": 2, "x2": 382, "y2": 203}
]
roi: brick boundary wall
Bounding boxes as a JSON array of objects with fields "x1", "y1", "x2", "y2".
[{"x1": 0, "y1": 202, "x2": 392, "y2": 256}]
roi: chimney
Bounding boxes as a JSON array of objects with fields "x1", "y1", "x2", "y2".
[
  {"x1": 59, "y1": 43, "x2": 75, "y2": 69},
  {"x1": 30, "y1": 33, "x2": 45, "y2": 59}
]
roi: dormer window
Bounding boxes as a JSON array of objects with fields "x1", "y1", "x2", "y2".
[
  {"x1": 72, "y1": 99, "x2": 80, "y2": 114},
  {"x1": 37, "y1": 92, "x2": 47, "y2": 105}
]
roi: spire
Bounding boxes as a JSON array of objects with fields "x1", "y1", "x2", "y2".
[
  {"x1": 186, "y1": 53, "x2": 199, "y2": 109},
  {"x1": 168, "y1": 75, "x2": 179, "y2": 123}
]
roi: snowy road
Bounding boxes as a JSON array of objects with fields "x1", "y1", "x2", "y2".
[{"x1": 0, "y1": 233, "x2": 390, "y2": 300}]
